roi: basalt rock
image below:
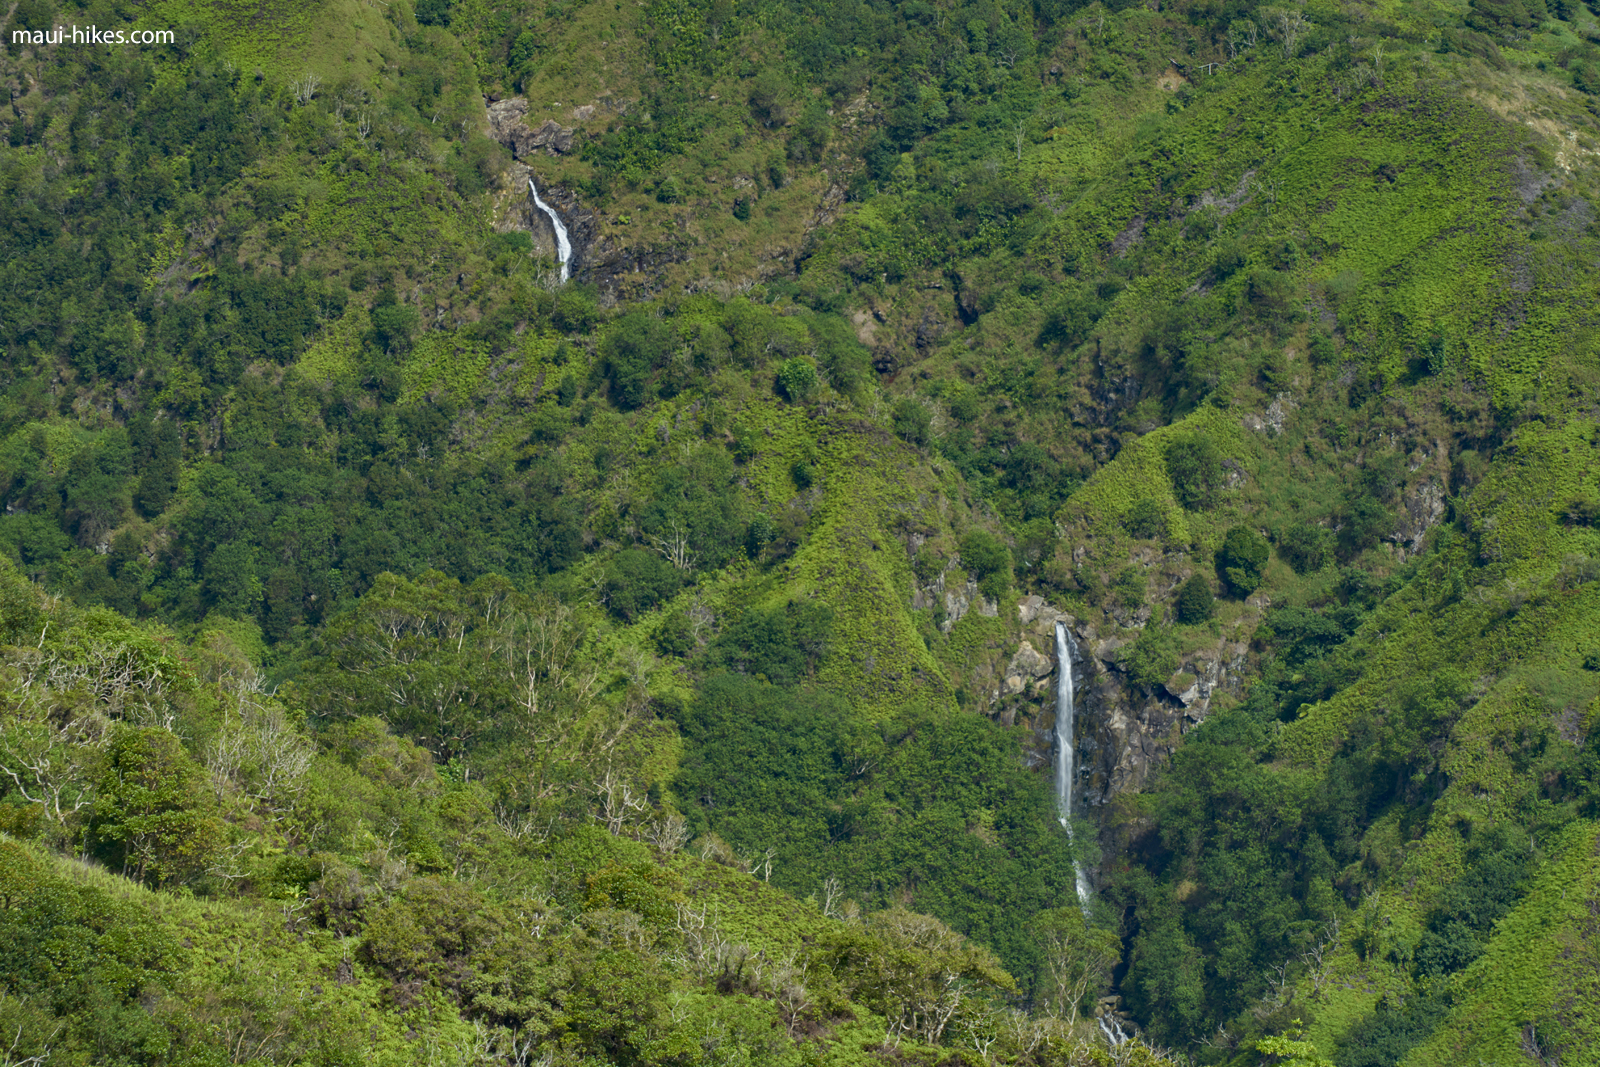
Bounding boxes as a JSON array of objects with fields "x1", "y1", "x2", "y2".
[
  {"x1": 1004, "y1": 595, "x2": 1250, "y2": 804},
  {"x1": 487, "y1": 98, "x2": 576, "y2": 157},
  {"x1": 496, "y1": 162, "x2": 595, "y2": 275}
]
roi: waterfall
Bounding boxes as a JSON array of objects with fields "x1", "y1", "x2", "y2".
[
  {"x1": 1097, "y1": 1013, "x2": 1130, "y2": 1048},
  {"x1": 527, "y1": 177, "x2": 572, "y2": 282},
  {"x1": 1055, "y1": 621, "x2": 1092, "y2": 910}
]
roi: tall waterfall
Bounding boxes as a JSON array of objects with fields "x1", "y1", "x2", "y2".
[
  {"x1": 527, "y1": 177, "x2": 572, "y2": 282},
  {"x1": 1054, "y1": 621, "x2": 1093, "y2": 910}
]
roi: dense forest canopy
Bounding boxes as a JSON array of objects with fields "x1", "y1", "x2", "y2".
[{"x1": 3, "y1": 0, "x2": 1600, "y2": 1060}]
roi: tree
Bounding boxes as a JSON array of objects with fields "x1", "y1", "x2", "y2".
[
  {"x1": 1257, "y1": 1023, "x2": 1334, "y2": 1067},
  {"x1": 600, "y1": 311, "x2": 675, "y2": 409},
  {"x1": 603, "y1": 549, "x2": 683, "y2": 621},
  {"x1": 299, "y1": 571, "x2": 495, "y2": 760},
  {"x1": 893, "y1": 398, "x2": 932, "y2": 447},
  {"x1": 814, "y1": 908, "x2": 1018, "y2": 1046},
  {"x1": 1030, "y1": 908, "x2": 1121, "y2": 1025},
  {"x1": 92, "y1": 726, "x2": 221, "y2": 886},
  {"x1": 1263, "y1": 6, "x2": 1312, "y2": 58},
  {"x1": 1166, "y1": 435, "x2": 1224, "y2": 510},
  {"x1": 1219, "y1": 526, "x2": 1269, "y2": 596},
  {"x1": 1175, "y1": 573, "x2": 1215, "y2": 624}
]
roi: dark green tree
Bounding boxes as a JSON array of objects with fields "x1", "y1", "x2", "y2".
[
  {"x1": 1174, "y1": 573, "x2": 1214, "y2": 624},
  {"x1": 1166, "y1": 435, "x2": 1224, "y2": 510},
  {"x1": 1218, "y1": 526, "x2": 1269, "y2": 596}
]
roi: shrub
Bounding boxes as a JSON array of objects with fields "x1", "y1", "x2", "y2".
[
  {"x1": 776, "y1": 357, "x2": 819, "y2": 402},
  {"x1": 947, "y1": 387, "x2": 981, "y2": 423},
  {"x1": 657, "y1": 609, "x2": 694, "y2": 656},
  {"x1": 1126, "y1": 497, "x2": 1167, "y2": 540},
  {"x1": 1278, "y1": 522, "x2": 1334, "y2": 574},
  {"x1": 1218, "y1": 526, "x2": 1269, "y2": 596},
  {"x1": 745, "y1": 513, "x2": 777, "y2": 559},
  {"x1": 1213, "y1": 236, "x2": 1247, "y2": 277},
  {"x1": 1113, "y1": 566, "x2": 1147, "y2": 609},
  {"x1": 893, "y1": 398, "x2": 932, "y2": 447},
  {"x1": 1166, "y1": 435, "x2": 1224, "y2": 510},
  {"x1": 1336, "y1": 494, "x2": 1392, "y2": 559},
  {"x1": 1174, "y1": 573, "x2": 1214, "y2": 623},
  {"x1": 1124, "y1": 627, "x2": 1180, "y2": 689},
  {"x1": 1308, "y1": 331, "x2": 1336, "y2": 366},
  {"x1": 960, "y1": 529, "x2": 1010, "y2": 582}
]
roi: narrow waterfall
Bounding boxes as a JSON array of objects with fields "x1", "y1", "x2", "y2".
[
  {"x1": 527, "y1": 177, "x2": 572, "y2": 282},
  {"x1": 1097, "y1": 1013, "x2": 1130, "y2": 1048},
  {"x1": 1054, "y1": 621, "x2": 1093, "y2": 910}
]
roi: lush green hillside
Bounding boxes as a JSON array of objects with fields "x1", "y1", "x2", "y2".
[{"x1": 4, "y1": 0, "x2": 1600, "y2": 1059}]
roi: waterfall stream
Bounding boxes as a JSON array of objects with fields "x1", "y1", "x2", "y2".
[
  {"x1": 1054, "y1": 621, "x2": 1093, "y2": 911},
  {"x1": 1057, "y1": 621, "x2": 1129, "y2": 1048},
  {"x1": 1097, "y1": 1013, "x2": 1130, "y2": 1048},
  {"x1": 527, "y1": 177, "x2": 572, "y2": 282}
]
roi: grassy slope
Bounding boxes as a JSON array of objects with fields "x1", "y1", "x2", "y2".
[
  {"x1": 11, "y1": 0, "x2": 1600, "y2": 1054},
  {"x1": 263, "y1": 1, "x2": 1600, "y2": 1052}
]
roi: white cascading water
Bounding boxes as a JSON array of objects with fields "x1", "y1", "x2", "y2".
[
  {"x1": 1054, "y1": 621, "x2": 1093, "y2": 911},
  {"x1": 1059, "y1": 620, "x2": 1129, "y2": 1049},
  {"x1": 527, "y1": 177, "x2": 572, "y2": 282},
  {"x1": 1098, "y1": 1012, "x2": 1130, "y2": 1047}
]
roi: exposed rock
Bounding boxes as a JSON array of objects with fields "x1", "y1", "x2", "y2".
[
  {"x1": 487, "y1": 97, "x2": 576, "y2": 157},
  {"x1": 495, "y1": 162, "x2": 596, "y2": 275},
  {"x1": 1265, "y1": 391, "x2": 1297, "y2": 433},
  {"x1": 955, "y1": 283, "x2": 980, "y2": 326},
  {"x1": 1110, "y1": 215, "x2": 1146, "y2": 255},
  {"x1": 1196, "y1": 170, "x2": 1255, "y2": 217},
  {"x1": 911, "y1": 569, "x2": 998, "y2": 633},
  {"x1": 1392, "y1": 478, "x2": 1447, "y2": 557},
  {"x1": 1003, "y1": 640, "x2": 1054, "y2": 694},
  {"x1": 915, "y1": 306, "x2": 946, "y2": 351},
  {"x1": 1002, "y1": 601, "x2": 1253, "y2": 807}
]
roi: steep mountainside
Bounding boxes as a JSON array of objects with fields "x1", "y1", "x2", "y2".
[{"x1": 3, "y1": 0, "x2": 1600, "y2": 1060}]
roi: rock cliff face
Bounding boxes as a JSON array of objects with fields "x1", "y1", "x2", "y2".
[
  {"x1": 910, "y1": 569, "x2": 1000, "y2": 633},
  {"x1": 486, "y1": 98, "x2": 577, "y2": 157},
  {"x1": 999, "y1": 596, "x2": 1249, "y2": 813}
]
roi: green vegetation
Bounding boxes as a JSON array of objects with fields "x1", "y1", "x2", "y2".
[{"x1": 5, "y1": 0, "x2": 1600, "y2": 1057}]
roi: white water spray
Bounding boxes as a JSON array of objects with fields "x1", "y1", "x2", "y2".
[
  {"x1": 1055, "y1": 621, "x2": 1092, "y2": 911},
  {"x1": 527, "y1": 177, "x2": 572, "y2": 282},
  {"x1": 1097, "y1": 1012, "x2": 1130, "y2": 1048}
]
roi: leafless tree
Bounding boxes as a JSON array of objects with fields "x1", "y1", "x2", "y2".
[
  {"x1": 1301, "y1": 916, "x2": 1341, "y2": 1000},
  {"x1": 821, "y1": 875, "x2": 845, "y2": 919},
  {"x1": 291, "y1": 72, "x2": 321, "y2": 105},
  {"x1": 1266, "y1": 7, "x2": 1311, "y2": 59},
  {"x1": 1228, "y1": 19, "x2": 1257, "y2": 59},
  {"x1": 596, "y1": 768, "x2": 649, "y2": 835},
  {"x1": 644, "y1": 812, "x2": 690, "y2": 856},
  {"x1": 648, "y1": 520, "x2": 696, "y2": 571}
]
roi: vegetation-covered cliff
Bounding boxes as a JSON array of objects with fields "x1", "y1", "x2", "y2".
[{"x1": 3, "y1": 0, "x2": 1600, "y2": 1059}]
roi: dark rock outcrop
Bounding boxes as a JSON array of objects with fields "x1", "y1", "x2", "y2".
[{"x1": 487, "y1": 98, "x2": 576, "y2": 157}]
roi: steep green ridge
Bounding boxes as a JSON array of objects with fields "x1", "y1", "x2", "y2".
[{"x1": 4, "y1": 0, "x2": 1600, "y2": 1059}]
